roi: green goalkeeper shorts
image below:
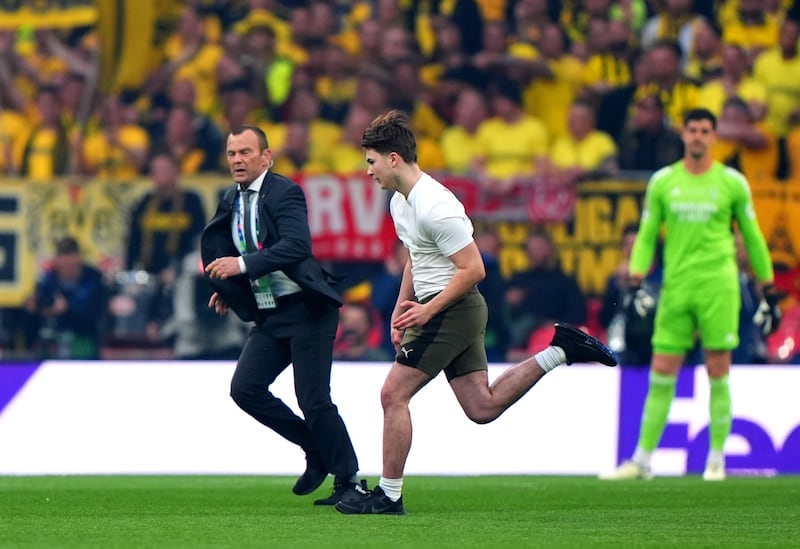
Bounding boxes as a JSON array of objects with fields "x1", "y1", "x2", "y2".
[{"x1": 653, "y1": 283, "x2": 741, "y2": 354}]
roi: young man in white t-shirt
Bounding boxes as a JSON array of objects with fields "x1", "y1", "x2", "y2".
[{"x1": 335, "y1": 110, "x2": 617, "y2": 515}]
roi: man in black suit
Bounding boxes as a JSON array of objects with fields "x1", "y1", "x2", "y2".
[{"x1": 202, "y1": 125, "x2": 362, "y2": 505}]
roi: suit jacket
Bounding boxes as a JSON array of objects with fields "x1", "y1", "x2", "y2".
[{"x1": 200, "y1": 170, "x2": 343, "y2": 323}]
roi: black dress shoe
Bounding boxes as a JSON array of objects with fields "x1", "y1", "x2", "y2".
[
  {"x1": 292, "y1": 454, "x2": 328, "y2": 495},
  {"x1": 549, "y1": 323, "x2": 617, "y2": 366},
  {"x1": 314, "y1": 479, "x2": 369, "y2": 506}
]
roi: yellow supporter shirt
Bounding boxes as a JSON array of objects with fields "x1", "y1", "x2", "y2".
[
  {"x1": 582, "y1": 54, "x2": 631, "y2": 89},
  {"x1": 523, "y1": 55, "x2": 585, "y2": 139},
  {"x1": 476, "y1": 115, "x2": 549, "y2": 180},
  {"x1": 417, "y1": 136, "x2": 446, "y2": 172},
  {"x1": 308, "y1": 119, "x2": 343, "y2": 165},
  {"x1": 328, "y1": 142, "x2": 366, "y2": 175},
  {"x1": 81, "y1": 125, "x2": 150, "y2": 180},
  {"x1": 635, "y1": 81, "x2": 699, "y2": 129},
  {"x1": 271, "y1": 156, "x2": 329, "y2": 179},
  {"x1": 258, "y1": 121, "x2": 287, "y2": 154},
  {"x1": 722, "y1": 17, "x2": 779, "y2": 54},
  {"x1": 711, "y1": 122, "x2": 779, "y2": 185},
  {"x1": 753, "y1": 47, "x2": 800, "y2": 136},
  {"x1": 22, "y1": 128, "x2": 64, "y2": 180},
  {"x1": 440, "y1": 126, "x2": 481, "y2": 174},
  {"x1": 549, "y1": 131, "x2": 618, "y2": 170},
  {"x1": 0, "y1": 110, "x2": 31, "y2": 174},
  {"x1": 412, "y1": 102, "x2": 447, "y2": 141},
  {"x1": 697, "y1": 78, "x2": 767, "y2": 117},
  {"x1": 165, "y1": 41, "x2": 225, "y2": 116}
]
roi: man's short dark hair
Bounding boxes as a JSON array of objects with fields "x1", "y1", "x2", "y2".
[
  {"x1": 55, "y1": 236, "x2": 80, "y2": 256},
  {"x1": 683, "y1": 108, "x2": 717, "y2": 129},
  {"x1": 361, "y1": 110, "x2": 417, "y2": 163},
  {"x1": 230, "y1": 125, "x2": 269, "y2": 151}
]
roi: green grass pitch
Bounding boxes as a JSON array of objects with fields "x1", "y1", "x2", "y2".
[{"x1": 2, "y1": 475, "x2": 799, "y2": 548}]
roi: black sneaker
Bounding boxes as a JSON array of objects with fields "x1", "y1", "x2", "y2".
[
  {"x1": 292, "y1": 453, "x2": 328, "y2": 496},
  {"x1": 314, "y1": 479, "x2": 370, "y2": 506},
  {"x1": 335, "y1": 486, "x2": 406, "y2": 515},
  {"x1": 550, "y1": 323, "x2": 617, "y2": 366}
]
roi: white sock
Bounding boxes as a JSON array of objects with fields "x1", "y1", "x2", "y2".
[
  {"x1": 379, "y1": 476, "x2": 403, "y2": 502},
  {"x1": 632, "y1": 447, "x2": 652, "y2": 469},
  {"x1": 534, "y1": 346, "x2": 567, "y2": 372},
  {"x1": 707, "y1": 450, "x2": 724, "y2": 467}
]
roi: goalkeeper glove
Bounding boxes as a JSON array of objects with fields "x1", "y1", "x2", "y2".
[
  {"x1": 753, "y1": 284, "x2": 782, "y2": 337},
  {"x1": 624, "y1": 283, "x2": 657, "y2": 319}
]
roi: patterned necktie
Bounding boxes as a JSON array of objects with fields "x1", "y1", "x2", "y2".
[{"x1": 242, "y1": 189, "x2": 259, "y2": 252}]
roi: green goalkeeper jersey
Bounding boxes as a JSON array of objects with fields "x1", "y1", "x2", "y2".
[{"x1": 630, "y1": 160, "x2": 773, "y2": 289}]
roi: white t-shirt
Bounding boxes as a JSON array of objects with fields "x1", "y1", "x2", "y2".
[{"x1": 390, "y1": 172, "x2": 474, "y2": 301}]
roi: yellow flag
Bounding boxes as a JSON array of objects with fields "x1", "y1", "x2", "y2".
[{"x1": 96, "y1": 0, "x2": 156, "y2": 94}]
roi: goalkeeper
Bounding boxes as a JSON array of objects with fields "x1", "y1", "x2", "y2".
[{"x1": 601, "y1": 108, "x2": 780, "y2": 481}]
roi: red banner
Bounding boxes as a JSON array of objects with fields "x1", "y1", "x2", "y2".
[{"x1": 297, "y1": 174, "x2": 398, "y2": 260}]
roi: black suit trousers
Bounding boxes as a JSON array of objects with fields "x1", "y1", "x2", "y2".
[{"x1": 229, "y1": 299, "x2": 358, "y2": 477}]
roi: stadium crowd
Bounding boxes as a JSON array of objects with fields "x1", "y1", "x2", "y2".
[{"x1": 1, "y1": 0, "x2": 799, "y2": 364}]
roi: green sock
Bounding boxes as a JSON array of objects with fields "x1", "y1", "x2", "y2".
[
  {"x1": 637, "y1": 371, "x2": 677, "y2": 453},
  {"x1": 708, "y1": 375, "x2": 732, "y2": 453}
]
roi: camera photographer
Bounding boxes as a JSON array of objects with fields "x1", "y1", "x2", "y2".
[{"x1": 25, "y1": 236, "x2": 109, "y2": 359}]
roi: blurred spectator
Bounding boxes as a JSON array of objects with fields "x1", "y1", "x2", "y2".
[
  {"x1": 21, "y1": 85, "x2": 71, "y2": 180},
  {"x1": 522, "y1": 23, "x2": 585, "y2": 141},
  {"x1": 440, "y1": 87, "x2": 489, "y2": 175},
  {"x1": 315, "y1": 43, "x2": 357, "y2": 124},
  {"x1": 636, "y1": 40, "x2": 700, "y2": 129},
  {"x1": 328, "y1": 105, "x2": 374, "y2": 175},
  {"x1": 684, "y1": 17, "x2": 723, "y2": 85},
  {"x1": 504, "y1": 230, "x2": 587, "y2": 356},
  {"x1": 154, "y1": 104, "x2": 220, "y2": 174},
  {"x1": 390, "y1": 56, "x2": 447, "y2": 142},
  {"x1": 597, "y1": 48, "x2": 649, "y2": 143},
  {"x1": 581, "y1": 18, "x2": 633, "y2": 95},
  {"x1": 474, "y1": 77, "x2": 549, "y2": 194},
  {"x1": 543, "y1": 98, "x2": 619, "y2": 184},
  {"x1": 560, "y1": 0, "x2": 613, "y2": 46},
  {"x1": 271, "y1": 120, "x2": 329, "y2": 177},
  {"x1": 697, "y1": 43, "x2": 767, "y2": 120},
  {"x1": 617, "y1": 94, "x2": 684, "y2": 172},
  {"x1": 24, "y1": 236, "x2": 109, "y2": 359},
  {"x1": 0, "y1": 36, "x2": 30, "y2": 175},
  {"x1": 720, "y1": 0, "x2": 779, "y2": 65},
  {"x1": 752, "y1": 18, "x2": 800, "y2": 138},
  {"x1": 640, "y1": 0, "x2": 701, "y2": 66},
  {"x1": 333, "y1": 302, "x2": 394, "y2": 362},
  {"x1": 80, "y1": 94, "x2": 150, "y2": 180},
  {"x1": 712, "y1": 96, "x2": 779, "y2": 185},
  {"x1": 147, "y1": 5, "x2": 224, "y2": 116},
  {"x1": 161, "y1": 249, "x2": 247, "y2": 360},
  {"x1": 475, "y1": 227, "x2": 510, "y2": 362},
  {"x1": 122, "y1": 153, "x2": 207, "y2": 346},
  {"x1": 125, "y1": 153, "x2": 207, "y2": 276},
  {"x1": 282, "y1": 86, "x2": 342, "y2": 166}
]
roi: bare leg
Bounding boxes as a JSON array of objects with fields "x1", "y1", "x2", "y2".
[
  {"x1": 449, "y1": 356, "x2": 547, "y2": 424},
  {"x1": 380, "y1": 362, "x2": 433, "y2": 478}
]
